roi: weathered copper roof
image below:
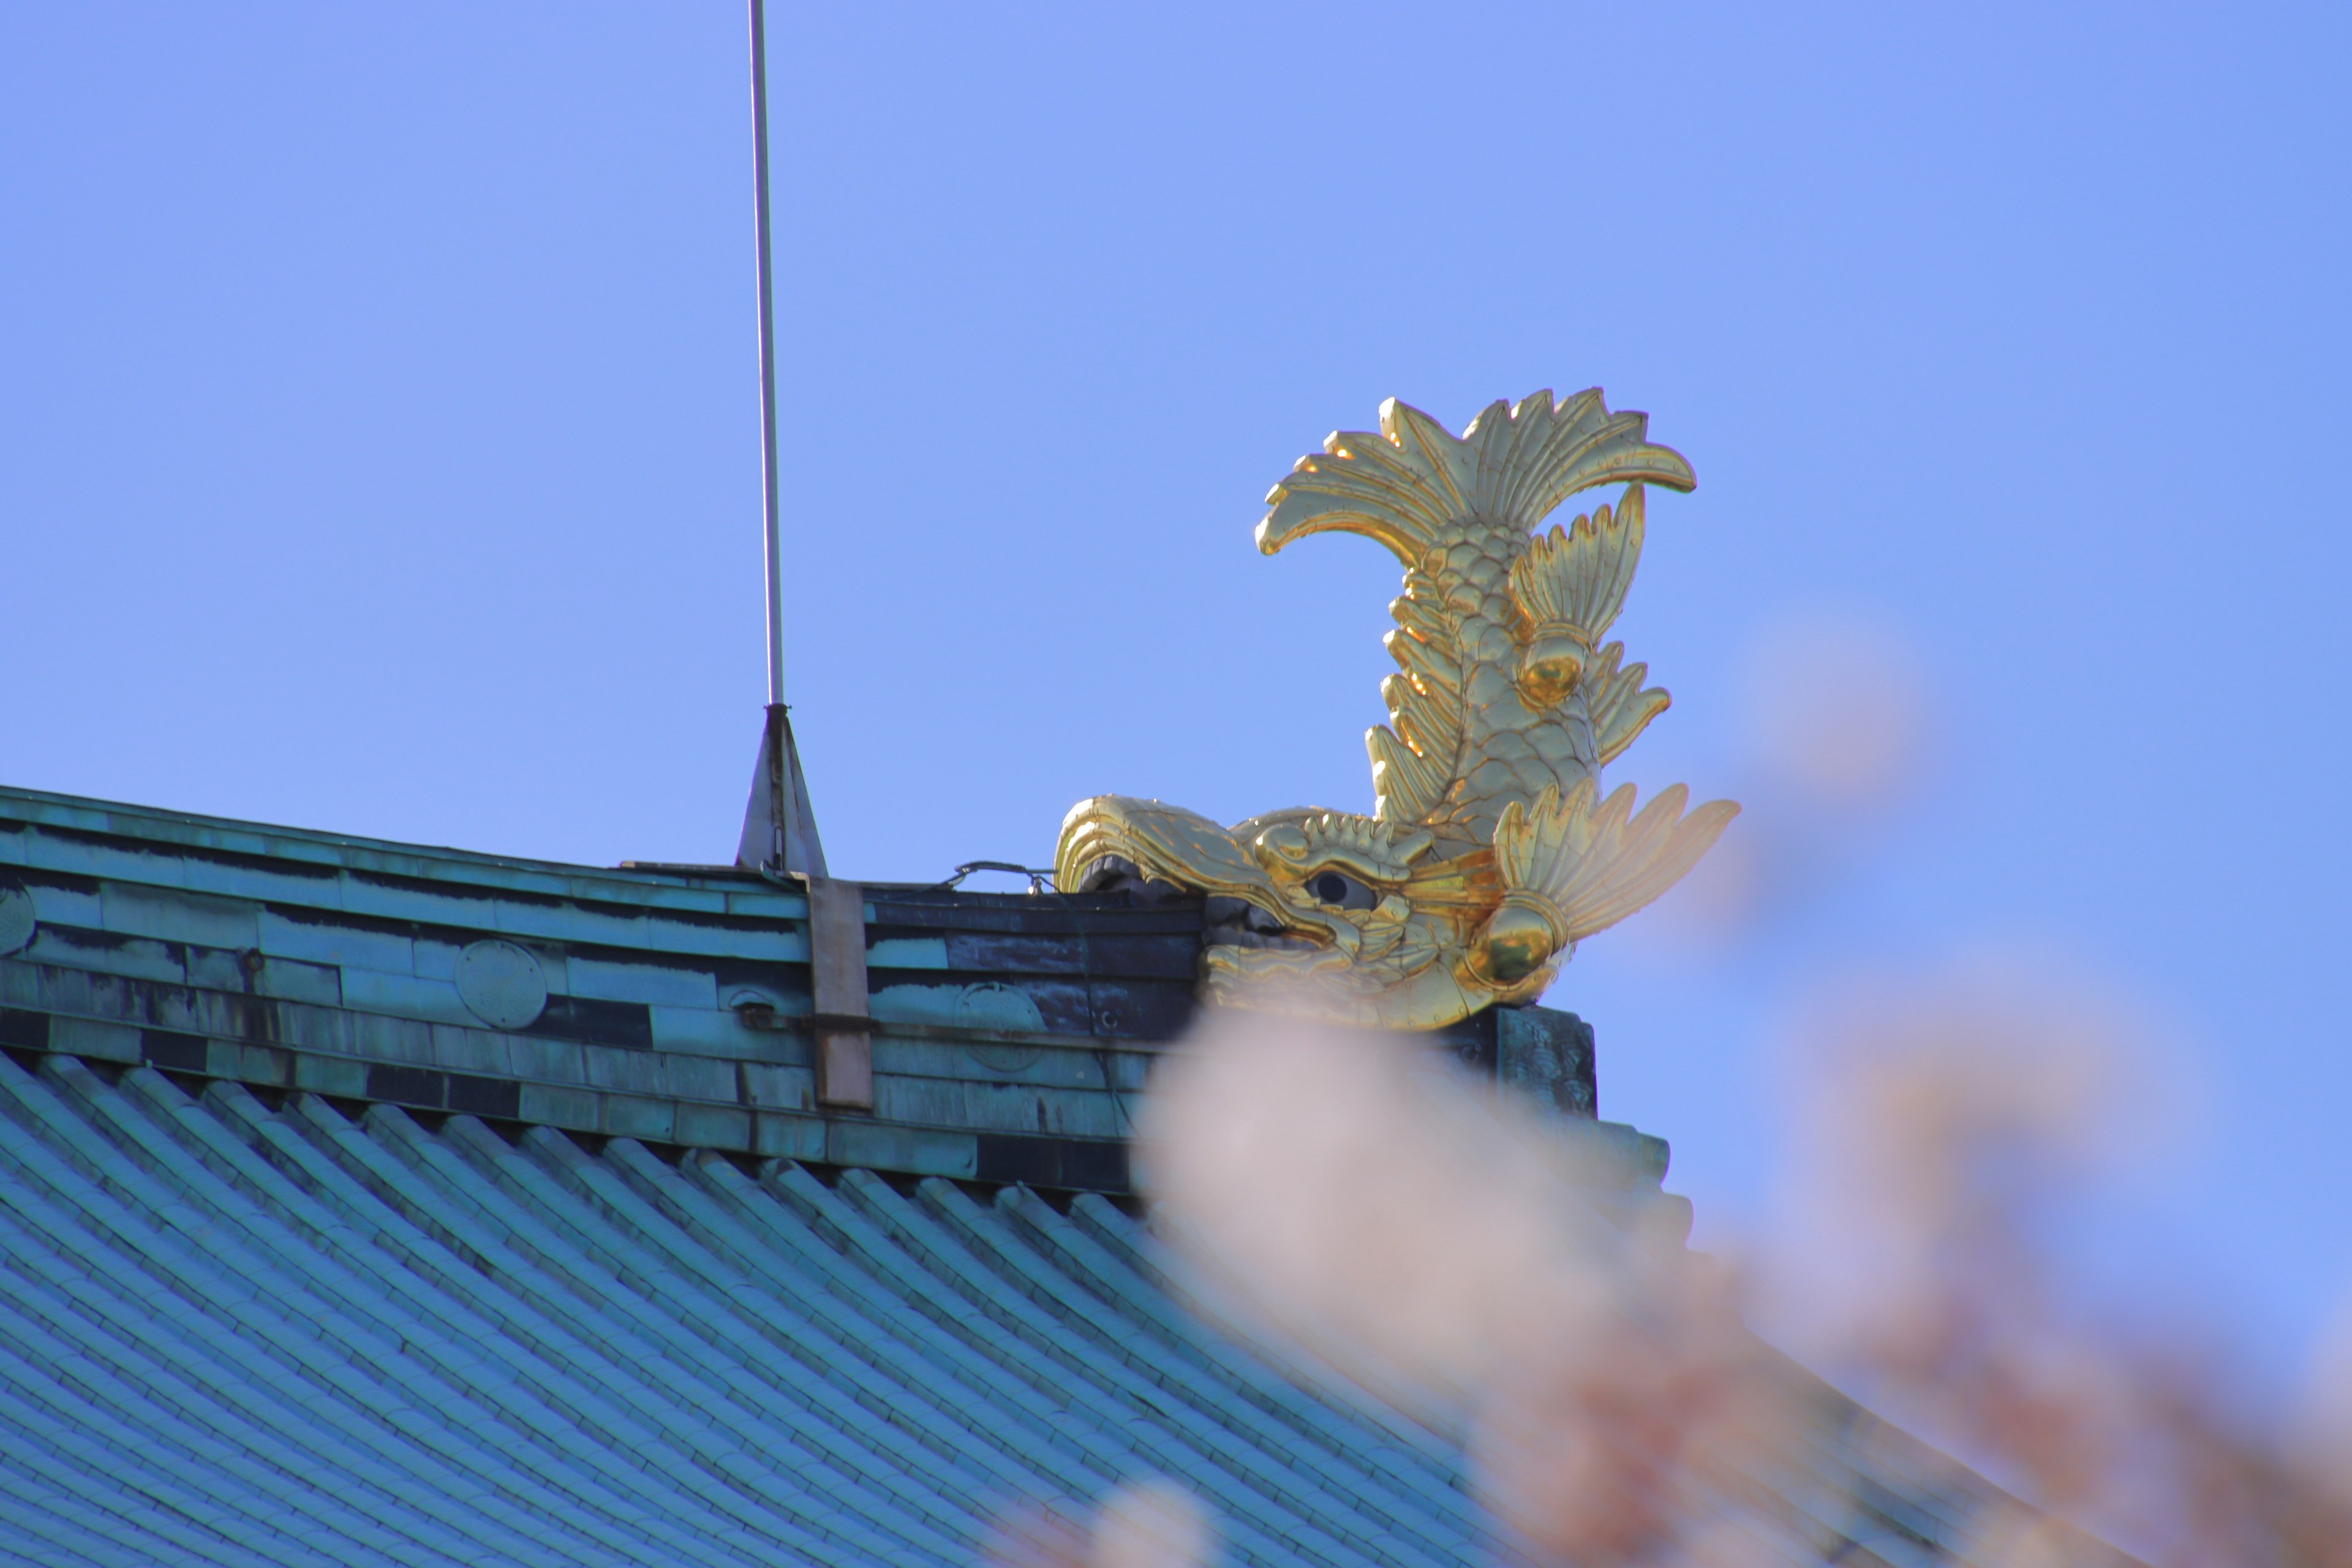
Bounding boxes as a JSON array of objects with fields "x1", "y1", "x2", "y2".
[
  {"x1": 0, "y1": 1049, "x2": 1495, "y2": 1565},
  {"x1": 0, "y1": 783, "x2": 2125, "y2": 1566}
]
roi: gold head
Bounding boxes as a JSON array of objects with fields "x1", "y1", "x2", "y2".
[{"x1": 1057, "y1": 390, "x2": 1738, "y2": 1030}]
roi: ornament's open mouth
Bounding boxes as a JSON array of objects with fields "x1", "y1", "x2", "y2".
[
  {"x1": 1069, "y1": 853, "x2": 1168, "y2": 899},
  {"x1": 1055, "y1": 796, "x2": 1337, "y2": 959},
  {"x1": 1074, "y1": 853, "x2": 1322, "y2": 954},
  {"x1": 1197, "y1": 895, "x2": 1322, "y2": 953}
]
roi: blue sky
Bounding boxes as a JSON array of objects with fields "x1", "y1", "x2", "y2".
[{"x1": 4, "y1": 4, "x2": 2347, "y2": 1393}]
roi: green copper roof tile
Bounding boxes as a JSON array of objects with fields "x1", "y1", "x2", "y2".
[{"x1": 0, "y1": 1030, "x2": 2116, "y2": 1566}]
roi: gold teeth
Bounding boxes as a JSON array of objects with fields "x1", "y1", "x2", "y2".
[
  {"x1": 1255, "y1": 811, "x2": 1434, "y2": 881},
  {"x1": 1304, "y1": 810, "x2": 1434, "y2": 868}
]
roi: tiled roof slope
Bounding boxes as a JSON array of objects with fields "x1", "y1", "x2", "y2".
[
  {"x1": 0, "y1": 1050, "x2": 1496, "y2": 1567},
  {"x1": 0, "y1": 1050, "x2": 2124, "y2": 1568}
]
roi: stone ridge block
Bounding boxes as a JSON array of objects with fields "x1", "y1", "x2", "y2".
[
  {"x1": 162, "y1": 857, "x2": 342, "y2": 911},
  {"x1": 259, "y1": 908, "x2": 415, "y2": 975},
  {"x1": 657, "y1": 1054, "x2": 734, "y2": 1103},
  {"x1": 0, "y1": 961, "x2": 38, "y2": 1008},
  {"x1": 339, "y1": 968, "x2": 478, "y2": 1031},
  {"x1": 754, "y1": 1112, "x2": 825, "y2": 1160},
  {"x1": 516, "y1": 1082, "x2": 599, "y2": 1132},
  {"x1": 246, "y1": 954, "x2": 343, "y2": 1008},
  {"x1": 430, "y1": 1025, "x2": 511, "y2": 1077},
  {"x1": 526, "y1": 996, "x2": 652, "y2": 1050},
  {"x1": 582, "y1": 1044, "x2": 663, "y2": 1095},
  {"x1": 2, "y1": 986, "x2": 1123, "y2": 1190},
  {"x1": 140, "y1": 983, "x2": 232, "y2": 1038},
  {"x1": 741, "y1": 1062, "x2": 814, "y2": 1113},
  {"x1": 722, "y1": 890, "x2": 807, "y2": 922},
  {"x1": 345, "y1": 1010, "x2": 436, "y2": 1066},
  {"x1": 336, "y1": 875, "x2": 511, "y2": 932},
  {"x1": 674, "y1": 1102, "x2": 752, "y2": 1152},
  {"x1": 600, "y1": 1095, "x2": 675, "y2": 1142},
  {"x1": 873, "y1": 1074, "x2": 1125, "y2": 1142},
  {"x1": 864, "y1": 937, "x2": 949, "y2": 970},
  {"x1": 866, "y1": 982, "x2": 971, "y2": 1028},
  {"x1": 641, "y1": 919, "x2": 807, "y2": 962},
  {"x1": 132, "y1": 1028, "x2": 206, "y2": 1072},
  {"x1": 445, "y1": 1072, "x2": 520, "y2": 1119},
  {"x1": 974, "y1": 1133, "x2": 1130, "y2": 1194},
  {"x1": 29, "y1": 926, "x2": 189, "y2": 986},
  {"x1": 567, "y1": 956, "x2": 718, "y2": 1011},
  {"x1": 96, "y1": 938, "x2": 348, "y2": 1011},
  {"x1": 231, "y1": 1043, "x2": 291, "y2": 1087},
  {"x1": 100, "y1": 883, "x2": 260, "y2": 952},
  {"x1": 505, "y1": 1035, "x2": 585, "y2": 1084},
  {"x1": 23, "y1": 880, "x2": 102, "y2": 928},
  {"x1": 18, "y1": 835, "x2": 192, "y2": 892},
  {"x1": 273, "y1": 998, "x2": 357, "y2": 1054},
  {"x1": 354, "y1": 1061, "x2": 523, "y2": 1120},
  {"x1": 872, "y1": 1036, "x2": 1150, "y2": 1093},
  {"x1": 490, "y1": 902, "x2": 650, "y2": 953},
  {"x1": 827, "y1": 1120, "x2": 976, "y2": 1180},
  {"x1": 183, "y1": 945, "x2": 247, "y2": 993},
  {"x1": 294, "y1": 1053, "x2": 368, "y2": 1098},
  {"x1": 47, "y1": 1016, "x2": 139, "y2": 1064},
  {"x1": 646, "y1": 1004, "x2": 734, "y2": 1054}
]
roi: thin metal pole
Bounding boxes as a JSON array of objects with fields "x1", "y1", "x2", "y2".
[{"x1": 748, "y1": 0, "x2": 785, "y2": 707}]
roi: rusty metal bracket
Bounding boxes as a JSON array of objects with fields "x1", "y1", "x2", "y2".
[{"x1": 803, "y1": 875, "x2": 872, "y2": 1110}]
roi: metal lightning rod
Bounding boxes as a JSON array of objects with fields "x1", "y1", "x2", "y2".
[
  {"x1": 734, "y1": 0, "x2": 826, "y2": 875},
  {"x1": 749, "y1": 0, "x2": 785, "y2": 706}
]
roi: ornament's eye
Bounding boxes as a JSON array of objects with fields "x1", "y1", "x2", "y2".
[{"x1": 1303, "y1": 868, "x2": 1378, "y2": 910}]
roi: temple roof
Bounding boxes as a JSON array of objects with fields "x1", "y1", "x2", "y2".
[
  {"x1": 0, "y1": 1049, "x2": 1493, "y2": 1566},
  {"x1": 0, "y1": 1046, "x2": 2089, "y2": 1568},
  {"x1": 0, "y1": 783, "x2": 2128, "y2": 1566}
]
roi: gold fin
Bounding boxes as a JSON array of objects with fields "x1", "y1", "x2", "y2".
[
  {"x1": 1509, "y1": 483, "x2": 1647, "y2": 643},
  {"x1": 1583, "y1": 643, "x2": 1672, "y2": 765},
  {"x1": 1367, "y1": 728, "x2": 1447, "y2": 825},
  {"x1": 1492, "y1": 780, "x2": 1739, "y2": 941},
  {"x1": 1384, "y1": 627, "x2": 1460, "y2": 697},
  {"x1": 1258, "y1": 391, "x2": 1694, "y2": 562}
]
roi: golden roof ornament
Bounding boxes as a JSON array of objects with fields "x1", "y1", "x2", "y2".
[{"x1": 1055, "y1": 390, "x2": 1739, "y2": 1031}]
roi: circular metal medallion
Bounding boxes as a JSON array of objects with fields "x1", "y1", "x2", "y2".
[
  {"x1": 957, "y1": 982, "x2": 1044, "y2": 1072},
  {"x1": 0, "y1": 883, "x2": 34, "y2": 957},
  {"x1": 454, "y1": 940, "x2": 548, "y2": 1030}
]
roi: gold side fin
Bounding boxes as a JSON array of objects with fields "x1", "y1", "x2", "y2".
[
  {"x1": 1384, "y1": 674, "x2": 1461, "y2": 758},
  {"x1": 1509, "y1": 484, "x2": 1647, "y2": 641},
  {"x1": 1385, "y1": 627, "x2": 1460, "y2": 696},
  {"x1": 1492, "y1": 780, "x2": 1738, "y2": 942},
  {"x1": 1392, "y1": 587, "x2": 1450, "y2": 645},
  {"x1": 1583, "y1": 643, "x2": 1672, "y2": 765},
  {"x1": 1366, "y1": 728, "x2": 1448, "y2": 825}
]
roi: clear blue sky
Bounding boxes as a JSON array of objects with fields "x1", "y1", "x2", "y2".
[{"x1": 4, "y1": 4, "x2": 2346, "y2": 1393}]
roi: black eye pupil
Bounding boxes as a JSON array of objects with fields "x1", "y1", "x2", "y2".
[{"x1": 1313, "y1": 873, "x2": 1347, "y2": 903}]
